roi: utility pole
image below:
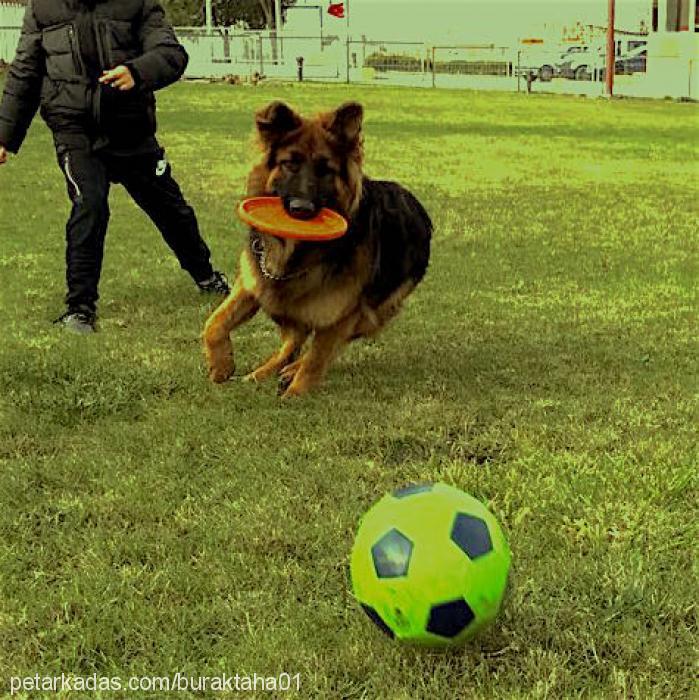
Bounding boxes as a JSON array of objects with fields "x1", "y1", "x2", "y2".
[
  {"x1": 205, "y1": 0, "x2": 213, "y2": 33},
  {"x1": 274, "y1": 0, "x2": 282, "y2": 32},
  {"x1": 273, "y1": 0, "x2": 282, "y2": 64},
  {"x1": 605, "y1": 0, "x2": 615, "y2": 96},
  {"x1": 346, "y1": 0, "x2": 351, "y2": 82}
]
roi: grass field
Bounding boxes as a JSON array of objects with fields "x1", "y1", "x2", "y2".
[{"x1": 0, "y1": 80, "x2": 697, "y2": 699}]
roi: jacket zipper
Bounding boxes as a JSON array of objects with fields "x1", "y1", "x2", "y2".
[
  {"x1": 67, "y1": 25, "x2": 85, "y2": 76},
  {"x1": 63, "y1": 154, "x2": 82, "y2": 200},
  {"x1": 93, "y1": 18, "x2": 110, "y2": 127},
  {"x1": 94, "y1": 18, "x2": 108, "y2": 69}
]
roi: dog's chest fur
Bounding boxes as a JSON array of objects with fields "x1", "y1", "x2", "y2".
[{"x1": 239, "y1": 239, "x2": 372, "y2": 330}]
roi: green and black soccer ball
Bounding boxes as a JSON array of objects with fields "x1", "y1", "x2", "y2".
[{"x1": 350, "y1": 482, "x2": 510, "y2": 646}]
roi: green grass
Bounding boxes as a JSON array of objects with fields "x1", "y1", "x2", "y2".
[{"x1": 0, "y1": 80, "x2": 697, "y2": 699}]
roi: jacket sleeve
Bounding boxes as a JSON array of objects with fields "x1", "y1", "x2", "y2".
[
  {"x1": 0, "y1": 1, "x2": 44, "y2": 153},
  {"x1": 126, "y1": 0, "x2": 189, "y2": 92}
]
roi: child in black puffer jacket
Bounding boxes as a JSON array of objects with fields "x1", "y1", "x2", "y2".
[{"x1": 0, "y1": 0, "x2": 229, "y2": 333}]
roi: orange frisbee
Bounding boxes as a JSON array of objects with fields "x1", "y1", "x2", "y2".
[{"x1": 237, "y1": 197, "x2": 348, "y2": 241}]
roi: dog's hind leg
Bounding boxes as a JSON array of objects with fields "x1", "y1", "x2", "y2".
[
  {"x1": 281, "y1": 313, "x2": 359, "y2": 398},
  {"x1": 245, "y1": 325, "x2": 308, "y2": 384},
  {"x1": 203, "y1": 276, "x2": 259, "y2": 383},
  {"x1": 353, "y1": 281, "x2": 416, "y2": 339},
  {"x1": 278, "y1": 356, "x2": 303, "y2": 391}
]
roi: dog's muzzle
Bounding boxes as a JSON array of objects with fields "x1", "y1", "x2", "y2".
[{"x1": 285, "y1": 197, "x2": 318, "y2": 220}]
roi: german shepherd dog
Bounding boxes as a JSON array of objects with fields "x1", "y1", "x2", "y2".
[{"x1": 202, "y1": 101, "x2": 432, "y2": 397}]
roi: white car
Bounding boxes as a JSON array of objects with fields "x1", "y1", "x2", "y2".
[
  {"x1": 557, "y1": 45, "x2": 605, "y2": 81},
  {"x1": 530, "y1": 46, "x2": 586, "y2": 81}
]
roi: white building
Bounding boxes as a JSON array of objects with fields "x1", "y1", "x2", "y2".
[{"x1": 643, "y1": 0, "x2": 698, "y2": 97}]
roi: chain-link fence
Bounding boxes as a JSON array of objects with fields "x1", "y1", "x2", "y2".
[
  {"x1": 174, "y1": 30, "x2": 616, "y2": 96},
  {"x1": 430, "y1": 45, "x2": 516, "y2": 91},
  {"x1": 262, "y1": 34, "x2": 345, "y2": 81},
  {"x1": 176, "y1": 28, "x2": 346, "y2": 82},
  {"x1": 347, "y1": 40, "x2": 430, "y2": 87},
  {"x1": 1, "y1": 23, "x2": 689, "y2": 100}
]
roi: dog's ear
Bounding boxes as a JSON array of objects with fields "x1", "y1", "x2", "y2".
[
  {"x1": 327, "y1": 102, "x2": 363, "y2": 148},
  {"x1": 255, "y1": 101, "x2": 302, "y2": 147}
]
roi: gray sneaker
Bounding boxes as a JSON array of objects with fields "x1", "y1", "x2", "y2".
[
  {"x1": 54, "y1": 309, "x2": 97, "y2": 334},
  {"x1": 196, "y1": 271, "x2": 230, "y2": 295}
]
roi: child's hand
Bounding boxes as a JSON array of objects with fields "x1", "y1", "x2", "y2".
[
  {"x1": 0, "y1": 145, "x2": 7, "y2": 165},
  {"x1": 99, "y1": 66, "x2": 136, "y2": 91}
]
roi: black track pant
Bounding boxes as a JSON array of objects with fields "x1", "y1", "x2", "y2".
[{"x1": 57, "y1": 144, "x2": 214, "y2": 313}]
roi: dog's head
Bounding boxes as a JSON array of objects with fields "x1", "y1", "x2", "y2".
[{"x1": 249, "y1": 100, "x2": 364, "y2": 220}]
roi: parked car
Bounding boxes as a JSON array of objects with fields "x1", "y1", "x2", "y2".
[
  {"x1": 615, "y1": 43, "x2": 647, "y2": 74},
  {"x1": 557, "y1": 45, "x2": 605, "y2": 81},
  {"x1": 599, "y1": 43, "x2": 648, "y2": 80},
  {"x1": 518, "y1": 46, "x2": 584, "y2": 82},
  {"x1": 539, "y1": 47, "x2": 584, "y2": 80},
  {"x1": 537, "y1": 63, "x2": 555, "y2": 81}
]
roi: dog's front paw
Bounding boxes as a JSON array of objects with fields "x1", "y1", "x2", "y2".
[
  {"x1": 243, "y1": 369, "x2": 265, "y2": 383},
  {"x1": 280, "y1": 369, "x2": 319, "y2": 399},
  {"x1": 279, "y1": 359, "x2": 301, "y2": 384},
  {"x1": 277, "y1": 359, "x2": 302, "y2": 396},
  {"x1": 244, "y1": 364, "x2": 277, "y2": 383},
  {"x1": 204, "y1": 338, "x2": 234, "y2": 384},
  {"x1": 208, "y1": 357, "x2": 235, "y2": 383},
  {"x1": 280, "y1": 381, "x2": 309, "y2": 399}
]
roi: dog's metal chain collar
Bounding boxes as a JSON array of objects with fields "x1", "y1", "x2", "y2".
[{"x1": 250, "y1": 233, "x2": 308, "y2": 282}]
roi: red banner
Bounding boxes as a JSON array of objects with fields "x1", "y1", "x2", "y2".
[{"x1": 328, "y1": 3, "x2": 345, "y2": 18}]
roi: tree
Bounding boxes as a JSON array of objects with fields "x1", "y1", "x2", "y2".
[
  {"x1": 160, "y1": 0, "x2": 203, "y2": 26},
  {"x1": 218, "y1": 0, "x2": 299, "y2": 29},
  {"x1": 161, "y1": 0, "x2": 297, "y2": 29}
]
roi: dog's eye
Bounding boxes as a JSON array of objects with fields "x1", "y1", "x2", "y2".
[
  {"x1": 315, "y1": 160, "x2": 336, "y2": 177},
  {"x1": 279, "y1": 160, "x2": 301, "y2": 174}
]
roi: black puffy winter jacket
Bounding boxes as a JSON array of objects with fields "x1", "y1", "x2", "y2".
[{"x1": 0, "y1": 0, "x2": 188, "y2": 153}]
